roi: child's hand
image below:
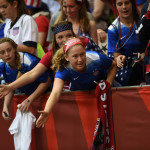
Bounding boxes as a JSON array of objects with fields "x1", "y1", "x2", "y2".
[
  {"x1": 116, "y1": 55, "x2": 126, "y2": 68},
  {"x1": 19, "y1": 99, "x2": 31, "y2": 112},
  {"x1": 36, "y1": 110, "x2": 49, "y2": 128},
  {"x1": 2, "y1": 107, "x2": 11, "y2": 120}
]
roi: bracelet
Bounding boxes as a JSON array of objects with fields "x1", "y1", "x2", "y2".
[{"x1": 27, "y1": 99, "x2": 30, "y2": 103}]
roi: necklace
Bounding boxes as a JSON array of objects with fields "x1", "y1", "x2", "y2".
[{"x1": 116, "y1": 18, "x2": 135, "y2": 51}]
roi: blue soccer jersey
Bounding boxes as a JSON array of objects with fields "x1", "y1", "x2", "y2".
[
  {"x1": 0, "y1": 52, "x2": 50, "y2": 95},
  {"x1": 108, "y1": 17, "x2": 147, "y2": 57},
  {"x1": 55, "y1": 51, "x2": 112, "y2": 91}
]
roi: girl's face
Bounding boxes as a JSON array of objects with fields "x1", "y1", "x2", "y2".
[
  {"x1": 0, "y1": 42, "x2": 16, "y2": 66},
  {"x1": 56, "y1": 30, "x2": 73, "y2": 48},
  {"x1": 62, "y1": 0, "x2": 81, "y2": 18},
  {"x1": 0, "y1": 0, "x2": 17, "y2": 20},
  {"x1": 116, "y1": 0, "x2": 132, "y2": 20},
  {"x1": 65, "y1": 44, "x2": 86, "y2": 72}
]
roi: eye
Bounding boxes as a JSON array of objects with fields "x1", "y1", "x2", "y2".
[
  {"x1": 0, "y1": 50, "x2": 5, "y2": 55},
  {"x1": 57, "y1": 36, "x2": 63, "y2": 39},
  {"x1": 67, "y1": 34, "x2": 73, "y2": 38},
  {"x1": 125, "y1": 1, "x2": 130, "y2": 5},
  {"x1": 7, "y1": 47, "x2": 12, "y2": 52},
  {"x1": 117, "y1": 2, "x2": 122, "y2": 6}
]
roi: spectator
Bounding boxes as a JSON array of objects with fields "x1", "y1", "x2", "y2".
[
  {"x1": 0, "y1": 0, "x2": 38, "y2": 55},
  {"x1": 36, "y1": 37, "x2": 117, "y2": 128},
  {"x1": 107, "y1": 0, "x2": 148, "y2": 86},
  {"x1": 0, "y1": 37, "x2": 50, "y2": 149},
  {"x1": 47, "y1": 0, "x2": 98, "y2": 44},
  {"x1": 25, "y1": 0, "x2": 50, "y2": 53}
]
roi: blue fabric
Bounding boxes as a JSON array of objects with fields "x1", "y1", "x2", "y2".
[
  {"x1": 0, "y1": 23, "x2": 5, "y2": 38},
  {"x1": 136, "y1": 0, "x2": 146, "y2": 5},
  {"x1": 55, "y1": 51, "x2": 112, "y2": 91},
  {"x1": 108, "y1": 17, "x2": 147, "y2": 57},
  {"x1": 0, "y1": 52, "x2": 50, "y2": 95},
  {"x1": 107, "y1": 17, "x2": 147, "y2": 86}
]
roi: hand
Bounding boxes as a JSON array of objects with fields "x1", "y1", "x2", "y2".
[
  {"x1": 2, "y1": 107, "x2": 11, "y2": 120},
  {"x1": 0, "y1": 84, "x2": 12, "y2": 99},
  {"x1": 36, "y1": 110, "x2": 50, "y2": 128},
  {"x1": 97, "y1": 29, "x2": 107, "y2": 43},
  {"x1": 116, "y1": 55, "x2": 126, "y2": 68},
  {"x1": 19, "y1": 99, "x2": 31, "y2": 112},
  {"x1": 134, "y1": 52, "x2": 145, "y2": 63}
]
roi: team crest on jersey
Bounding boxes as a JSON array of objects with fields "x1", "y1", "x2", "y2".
[
  {"x1": 93, "y1": 70, "x2": 99, "y2": 76},
  {"x1": 12, "y1": 27, "x2": 19, "y2": 36}
]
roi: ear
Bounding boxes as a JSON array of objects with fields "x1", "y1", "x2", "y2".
[
  {"x1": 64, "y1": 54, "x2": 69, "y2": 61},
  {"x1": 13, "y1": 0, "x2": 18, "y2": 9}
]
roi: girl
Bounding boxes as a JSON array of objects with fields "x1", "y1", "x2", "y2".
[
  {"x1": 47, "y1": 0, "x2": 98, "y2": 44},
  {"x1": 0, "y1": 0, "x2": 38, "y2": 55},
  {"x1": 0, "y1": 38, "x2": 50, "y2": 119},
  {"x1": 107, "y1": 0, "x2": 148, "y2": 86},
  {"x1": 36, "y1": 37, "x2": 117, "y2": 128}
]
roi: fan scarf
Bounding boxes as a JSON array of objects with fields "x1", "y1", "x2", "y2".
[{"x1": 91, "y1": 80, "x2": 116, "y2": 150}]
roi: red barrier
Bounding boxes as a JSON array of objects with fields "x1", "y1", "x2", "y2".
[{"x1": 0, "y1": 86, "x2": 150, "y2": 150}]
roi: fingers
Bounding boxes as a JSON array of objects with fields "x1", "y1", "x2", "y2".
[{"x1": 2, "y1": 112, "x2": 11, "y2": 120}]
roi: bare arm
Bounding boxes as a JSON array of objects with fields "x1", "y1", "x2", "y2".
[
  {"x1": 89, "y1": 20, "x2": 98, "y2": 44},
  {"x1": 106, "y1": 60, "x2": 117, "y2": 85},
  {"x1": 92, "y1": 0, "x2": 105, "y2": 21},
  {"x1": 36, "y1": 78, "x2": 64, "y2": 128},
  {"x1": 0, "y1": 63, "x2": 48, "y2": 98},
  {"x1": 38, "y1": 32, "x2": 49, "y2": 49},
  {"x1": 17, "y1": 44, "x2": 36, "y2": 55},
  {"x1": 19, "y1": 77, "x2": 51, "y2": 112},
  {"x1": 2, "y1": 91, "x2": 14, "y2": 120}
]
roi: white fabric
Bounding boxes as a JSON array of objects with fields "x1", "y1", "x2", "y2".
[
  {"x1": 42, "y1": 0, "x2": 60, "y2": 13},
  {"x1": 9, "y1": 105, "x2": 36, "y2": 150},
  {"x1": 4, "y1": 15, "x2": 38, "y2": 56}
]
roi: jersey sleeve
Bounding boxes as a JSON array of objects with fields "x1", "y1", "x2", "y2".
[
  {"x1": 107, "y1": 25, "x2": 119, "y2": 53},
  {"x1": 39, "y1": 49, "x2": 53, "y2": 68},
  {"x1": 55, "y1": 69, "x2": 69, "y2": 81},
  {"x1": 99, "y1": 54, "x2": 113, "y2": 69},
  {"x1": 22, "y1": 15, "x2": 38, "y2": 44}
]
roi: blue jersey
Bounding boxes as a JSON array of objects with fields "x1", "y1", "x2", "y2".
[
  {"x1": 108, "y1": 17, "x2": 147, "y2": 57},
  {"x1": 55, "y1": 51, "x2": 112, "y2": 91},
  {"x1": 0, "y1": 52, "x2": 49, "y2": 95}
]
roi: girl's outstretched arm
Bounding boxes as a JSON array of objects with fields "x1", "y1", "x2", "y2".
[{"x1": 36, "y1": 78, "x2": 64, "y2": 128}]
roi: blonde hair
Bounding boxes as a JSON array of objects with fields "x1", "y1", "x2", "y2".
[
  {"x1": 0, "y1": 38, "x2": 22, "y2": 78},
  {"x1": 55, "y1": 0, "x2": 90, "y2": 34},
  {"x1": 52, "y1": 47, "x2": 68, "y2": 72}
]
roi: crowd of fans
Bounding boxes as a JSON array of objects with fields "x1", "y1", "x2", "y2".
[{"x1": 0, "y1": 0, "x2": 150, "y2": 147}]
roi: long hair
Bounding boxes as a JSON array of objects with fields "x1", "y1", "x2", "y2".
[
  {"x1": 0, "y1": 38, "x2": 22, "y2": 78},
  {"x1": 114, "y1": 0, "x2": 140, "y2": 24},
  {"x1": 6, "y1": 0, "x2": 29, "y2": 18},
  {"x1": 55, "y1": 0, "x2": 90, "y2": 34},
  {"x1": 51, "y1": 21, "x2": 76, "y2": 55},
  {"x1": 52, "y1": 47, "x2": 68, "y2": 72}
]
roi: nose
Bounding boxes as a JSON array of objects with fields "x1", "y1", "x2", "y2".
[
  {"x1": 122, "y1": 3, "x2": 126, "y2": 9},
  {"x1": 77, "y1": 56, "x2": 82, "y2": 62}
]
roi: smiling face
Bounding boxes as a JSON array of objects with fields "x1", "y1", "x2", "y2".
[
  {"x1": 55, "y1": 30, "x2": 74, "y2": 48},
  {"x1": 0, "y1": 42, "x2": 16, "y2": 66},
  {"x1": 65, "y1": 44, "x2": 86, "y2": 72},
  {"x1": 115, "y1": 0, "x2": 133, "y2": 20},
  {"x1": 62, "y1": 0, "x2": 81, "y2": 18},
  {"x1": 0, "y1": 0, "x2": 17, "y2": 21}
]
